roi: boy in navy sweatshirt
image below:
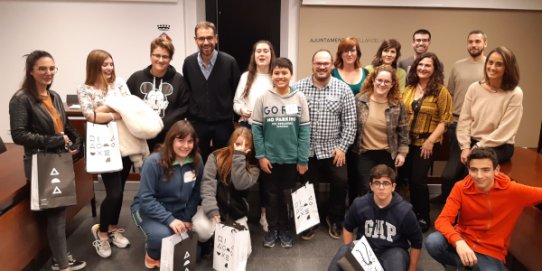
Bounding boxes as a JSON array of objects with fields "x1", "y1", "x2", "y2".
[{"x1": 328, "y1": 164, "x2": 422, "y2": 271}]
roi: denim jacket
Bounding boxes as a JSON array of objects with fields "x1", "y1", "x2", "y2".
[{"x1": 352, "y1": 92, "x2": 410, "y2": 159}]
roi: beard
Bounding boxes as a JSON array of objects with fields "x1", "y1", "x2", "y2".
[{"x1": 469, "y1": 49, "x2": 483, "y2": 58}]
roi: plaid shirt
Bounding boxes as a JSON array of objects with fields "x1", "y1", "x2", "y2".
[{"x1": 295, "y1": 76, "x2": 356, "y2": 159}]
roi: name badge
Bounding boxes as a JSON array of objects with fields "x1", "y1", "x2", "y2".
[
  {"x1": 184, "y1": 170, "x2": 196, "y2": 183},
  {"x1": 285, "y1": 104, "x2": 299, "y2": 115}
]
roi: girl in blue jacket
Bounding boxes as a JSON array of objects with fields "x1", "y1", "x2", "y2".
[{"x1": 131, "y1": 120, "x2": 203, "y2": 268}]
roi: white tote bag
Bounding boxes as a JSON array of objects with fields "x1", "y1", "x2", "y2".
[
  {"x1": 351, "y1": 236, "x2": 384, "y2": 271},
  {"x1": 85, "y1": 121, "x2": 123, "y2": 173},
  {"x1": 213, "y1": 222, "x2": 251, "y2": 271},
  {"x1": 291, "y1": 182, "x2": 320, "y2": 234}
]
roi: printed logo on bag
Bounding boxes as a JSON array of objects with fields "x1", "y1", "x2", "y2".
[
  {"x1": 51, "y1": 178, "x2": 61, "y2": 184},
  {"x1": 184, "y1": 251, "x2": 190, "y2": 259},
  {"x1": 52, "y1": 186, "x2": 62, "y2": 195},
  {"x1": 215, "y1": 234, "x2": 233, "y2": 266},
  {"x1": 50, "y1": 168, "x2": 59, "y2": 176}
]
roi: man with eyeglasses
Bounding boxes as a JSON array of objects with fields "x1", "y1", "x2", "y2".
[
  {"x1": 295, "y1": 49, "x2": 356, "y2": 240},
  {"x1": 182, "y1": 21, "x2": 240, "y2": 161},
  {"x1": 399, "y1": 29, "x2": 441, "y2": 74},
  {"x1": 328, "y1": 164, "x2": 422, "y2": 271},
  {"x1": 425, "y1": 148, "x2": 542, "y2": 270},
  {"x1": 432, "y1": 30, "x2": 488, "y2": 205},
  {"x1": 127, "y1": 34, "x2": 190, "y2": 151}
]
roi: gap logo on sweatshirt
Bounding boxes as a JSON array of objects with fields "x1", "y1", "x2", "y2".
[{"x1": 365, "y1": 220, "x2": 397, "y2": 242}]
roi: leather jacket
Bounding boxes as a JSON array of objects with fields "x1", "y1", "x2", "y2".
[{"x1": 9, "y1": 89, "x2": 82, "y2": 178}]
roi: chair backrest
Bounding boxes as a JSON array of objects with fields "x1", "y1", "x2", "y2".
[{"x1": 66, "y1": 94, "x2": 78, "y2": 106}]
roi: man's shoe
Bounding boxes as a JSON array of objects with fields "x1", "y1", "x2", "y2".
[
  {"x1": 300, "y1": 226, "x2": 317, "y2": 241},
  {"x1": 51, "y1": 253, "x2": 86, "y2": 270},
  {"x1": 145, "y1": 252, "x2": 160, "y2": 269},
  {"x1": 279, "y1": 230, "x2": 293, "y2": 248},
  {"x1": 418, "y1": 218, "x2": 430, "y2": 233},
  {"x1": 91, "y1": 224, "x2": 112, "y2": 258},
  {"x1": 326, "y1": 216, "x2": 341, "y2": 240},
  {"x1": 263, "y1": 229, "x2": 278, "y2": 248},
  {"x1": 109, "y1": 228, "x2": 131, "y2": 248}
]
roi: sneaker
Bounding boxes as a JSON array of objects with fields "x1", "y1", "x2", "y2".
[
  {"x1": 145, "y1": 252, "x2": 160, "y2": 269},
  {"x1": 51, "y1": 253, "x2": 87, "y2": 270},
  {"x1": 279, "y1": 230, "x2": 293, "y2": 248},
  {"x1": 418, "y1": 218, "x2": 430, "y2": 233},
  {"x1": 300, "y1": 226, "x2": 317, "y2": 241},
  {"x1": 326, "y1": 216, "x2": 341, "y2": 240},
  {"x1": 259, "y1": 214, "x2": 269, "y2": 232},
  {"x1": 109, "y1": 228, "x2": 130, "y2": 248},
  {"x1": 91, "y1": 224, "x2": 112, "y2": 258},
  {"x1": 263, "y1": 229, "x2": 278, "y2": 248}
]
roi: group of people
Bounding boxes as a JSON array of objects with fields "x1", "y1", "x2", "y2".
[{"x1": 8, "y1": 20, "x2": 542, "y2": 271}]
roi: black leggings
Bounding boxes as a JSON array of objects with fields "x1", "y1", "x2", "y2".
[{"x1": 99, "y1": 156, "x2": 132, "y2": 232}]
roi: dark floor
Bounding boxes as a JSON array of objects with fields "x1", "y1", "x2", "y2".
[{"x1": 39, "y1": 182, "x2": 446, "y2": 271}]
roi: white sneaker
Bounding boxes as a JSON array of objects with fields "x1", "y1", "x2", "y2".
[
  {"x1": 109, "y1": 228, "x2": 130, "y2": 248},
  {"x1": 259, "y1": 214, "x2": 269, "y2": 232},
  {"x1": 91, "y1": 224, "x2": 112, "y2": 258}
]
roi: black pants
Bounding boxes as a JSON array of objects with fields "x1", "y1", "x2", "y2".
[
  {"x1": 99, "y1": 156, "x2": 132, "y2": 232},
  {"x1": 191, "y1": 119, "x2": 233, "y2": 162},
  {"x1": 345, "y1": 149, "x2": 361, "y2": 206},
  {"x1": 301, "y1": 157, "x2": 348, "y2": 223},
  {"x1": 441, "y1": 124, "x2": 515, "y2": 200},
  {"x1": 402, "y1": 145, "x2": 433, "y2": 221},
  {"x1": 355, "y1": 150, "x2": 395, "y2": 201},
  {"x1": 261, "y1": 163, "x2": 298, "y2": 231},
  {"x1": 440, "y1": 124, "x2": 467, "y2": 200}
]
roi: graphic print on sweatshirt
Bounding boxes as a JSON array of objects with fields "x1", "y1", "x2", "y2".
[
  {"x1": 365, "y1": 219, "x2": 397, "y2": 243},
  {"x1": 140, "y1": 79, "x2": 173, "y2": 117}
]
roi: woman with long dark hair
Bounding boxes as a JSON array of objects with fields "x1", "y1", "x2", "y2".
[
  {"x1": 402, "y1": 52, "x2": 452, "y2": 232},
  {"x1": 365, "y1": 39, "x2": 407, "y2": 92},
  {"x1": 131, "y1": 120, "x2": 203, "y2": 268},
  {"x1": 457, "y1": 46, "x2": 523, "y2": 164},
  {"x1": 9, "y1": 50, "x2": 86, "y2": 270}
]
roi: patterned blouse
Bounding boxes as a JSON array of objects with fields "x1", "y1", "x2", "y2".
[
  {"x1": 77, "y1": 78, "x2": 130, "y2": 116},
  {"x1": 402, "y1": 85, "x2": 452, "y2": 146}
]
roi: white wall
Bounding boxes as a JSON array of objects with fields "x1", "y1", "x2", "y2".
[{"x1": 0, "y1": 0, "x2": 205, "y2": 142}]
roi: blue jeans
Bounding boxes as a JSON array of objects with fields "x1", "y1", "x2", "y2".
[
  {"x1": 328, "y1": 243, "x2": 409, "y2": 271},
  {"x1": 132, "y1": 209, "x2": 174, "y2": 260},
  {"x1": 425, "y1": 231, "x2": 507, "y2": 271}
]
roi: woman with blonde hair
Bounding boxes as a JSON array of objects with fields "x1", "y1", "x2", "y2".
[{"x1": 77, "y1": 49, "x2": 132, "y2": 258}]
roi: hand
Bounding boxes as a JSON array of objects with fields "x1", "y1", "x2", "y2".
[
  {"x1": 240, "y1": 108, "x2": 252, "y2": 119},
  {"x1": 259, "y1": 158, "x2": 273, "y2": 174},
  {"x1": 420, "y1": 139, "x2": 434, "y2": 159},
  {"x1": 297, "y1": 163, "x2": 308, "y2": 175},
  {"x1": 212, "y1": 215, "x2": 221, "y2": 223},
  {"x1": 395, "y1": 153, "x2": 405, "y2": 167},
  {"x1": 331, "y1": 148, "x2": 346, "y2": 167},
  {"x1": 234, "y1": 137, "x2": 250, "y2": 154},
  {"x1": 461, "y1": 148, "x2": 471, "y2": 165},
  {"x1": 455, "y1": 240, "x2": 477, "y2": 267},
  {"x1": 69, "y1": 149, "x2": 80, "y2": 155},
  {"x1": 168, "y1": 219, "x2": 187, "y2": 235},
  {"x1": 184, "y1": 222, "x2": 193, "y2": 231}
]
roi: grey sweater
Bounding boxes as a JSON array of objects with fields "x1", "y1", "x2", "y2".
[{"x1": 201, "y1": 151, "x2": 260, "y2": 220}]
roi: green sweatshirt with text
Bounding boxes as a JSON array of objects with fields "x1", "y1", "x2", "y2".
[{"x1": 251, "y1": 87, "x2": 310, "y2": 165}]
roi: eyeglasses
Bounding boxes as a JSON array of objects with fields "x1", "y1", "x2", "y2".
[
  {"x1": 36, "y1": 66, "x2": 58, "y2": 74},
  {"x1": 414, "y1": 38, "x2": 430, "y2": 43},
  {"x1": 374, "y1": 79, "x2": 392, "y2": 86},
  {"x1": 370, "y1": 181, "x2": 393, "y2": 188},
  {"x1": 313, "y1": 62, "x2": 331, "y2": 68},
  {"x1": 151, "y1": 54, "x2": 171, "y2": 61},
  {"x1": 196, "y1": 36, "x2": 215, "y2": 42}
]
